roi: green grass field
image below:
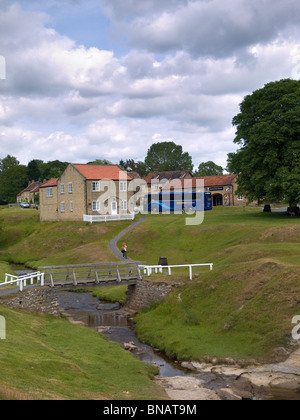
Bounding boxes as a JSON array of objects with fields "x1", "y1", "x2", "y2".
[
  {"x1": 120, "y1": 207, "x2": 300, "y2": 362},
  {"x1": 0, "y1": 208, "x2": 163, "y2": 400},
  {"x1": 0, "y1": 207, "x2": 128, "y2": 267},
  {"x1": 0, "y1": 205, "x2": 299, "y2": 398},
  {"x1": 0, "y1": 306, "x2": 162, "y2": 400}
]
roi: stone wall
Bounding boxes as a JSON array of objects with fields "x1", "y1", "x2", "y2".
[
  {"x1": 1, "y1": 281, "x2": 178, "y2": 316},
  {"x1": 1, "y1": 288, "x2": 60, "y2": 317},
  {"x1": 126, "y1": 280, "x2": 177, "y2": 311}
]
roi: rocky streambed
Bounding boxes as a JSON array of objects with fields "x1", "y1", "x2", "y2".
[{"x1": 58, "y1": 292, "x2": 300, "y2": 401}]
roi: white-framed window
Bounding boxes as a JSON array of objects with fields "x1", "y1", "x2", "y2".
[
  {"x1": 151, "y1": 182, "x2": 159, "y2": 193},
  {"x1": 92, "y1": 181, "x2": 100, "y2": 192},
  {"x1": 61, "y1": 202, "x2": 65, "y2": 213},
  {"x1": 70, "y1": 201, "x2": 73, "y2": 213},
  {"x1": 92, "y1": 201, "x2": 100, "y2": 211},
  {"x1": 238, "y1": 195, "x2": 244, "y2": 200},
  {"x1": 120, "y1": 181, "x2": 127, "y2": 192},
  {"x1": 60, "y1": 184, "x2": 65, "y2": 194},
  {"x1": 46, "y1": 188, "x2": 53, "y2": 198},
  {"x1": 121, "y1": 200, "x2": 127, "y2": 211},
  {"x1": 68, "y1": 183, "x2": 73, "y2": 194}
]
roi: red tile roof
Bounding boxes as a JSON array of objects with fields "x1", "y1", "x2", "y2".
[
  {"x1": 74, "y1": 164, "x2": 131, "y2": 180},
  {"x1": 17, "y1": 181, "x2": 41, "y2": 196},
  {"x1": 40, "y1": 178, "x2": 59, "y2": 188},
  {"x1": 162, "y1": 174, "x2": 237, "y2": 189},
  {"x1": 197, "y1": 175, "x2": 237, "y2": 187}
]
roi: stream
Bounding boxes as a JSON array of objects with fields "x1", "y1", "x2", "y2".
[
  {"x1": 6, "y1": 266, "x2": 299, "y2": 400},
  {"x1": 57, "y1": 291, "x2": 290, "y2": 401},
  {"x1": 57, "y1": 291, "x2": 192, "y2": 378}
]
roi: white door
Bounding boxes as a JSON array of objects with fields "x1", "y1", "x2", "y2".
[{"x1": 111, "y1": 201, "x2": 118, "y2": 215}]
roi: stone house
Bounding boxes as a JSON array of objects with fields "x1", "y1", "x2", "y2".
[
  {"x1": 200, "y1": 175, "x2": 248, "y2": 206},
  {"x1": 39, "y1": 164, "x2": 133, "y2": 222},
  {"x1": 17, "y1": 180, "x2": 42, "y2": 204}
]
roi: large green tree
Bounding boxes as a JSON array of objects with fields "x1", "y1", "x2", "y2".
[
  {"x1": 119, "y1": 159, "x2": 147, "y2": 177},
  {"x1": 0, "y1": 165, "x2": 28, "y2": 203},
  {"x1": 228, "y1": 79, "x2": 300, "y2": 207},
  {"x1": 27, "y1": 159, "x2": 42, "y2": 181},
  {"x1": 0, "y1": 155, "x2": 19, "y2": 173},
  {"x1": 195, "y1": 161, "x2": 223, "y2": 177},
  {"x1": 144, "y1": 141, "x2": 193, "y2": 172}
]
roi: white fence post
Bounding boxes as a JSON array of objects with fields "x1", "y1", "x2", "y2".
[
  {"x1": 0, "y1": 272, "x2": 45, "y2": 292},
  {"x1": 140, "y1": 263, "x2": 213, "y2": 280}
]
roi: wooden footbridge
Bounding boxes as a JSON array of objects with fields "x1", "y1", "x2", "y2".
[{"x1": 39, "y1": 262, "x2": 142, "y2": 290}]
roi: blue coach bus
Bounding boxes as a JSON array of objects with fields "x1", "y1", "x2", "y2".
[{"x1": 143, "y1": 191, "x2": 212, "y2": 213}]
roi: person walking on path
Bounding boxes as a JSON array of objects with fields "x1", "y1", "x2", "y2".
[{"x1": 121, "y1": 243, "x2": 127, "y2": 259}]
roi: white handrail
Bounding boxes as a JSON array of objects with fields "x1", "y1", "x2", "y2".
[
  {"x1": 1, "y1": 272, "x2": 45, "y2": 291},
  {"x1": 84, "y1": 213, "x2": 135, "y2": 224},
  {"x1": 139, "y1": 263, "x2": 213, "y2": 280}
]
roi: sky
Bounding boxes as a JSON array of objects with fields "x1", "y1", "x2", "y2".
[{"x1": 0, "y1": 0, "x2": 300, "y2": 171}]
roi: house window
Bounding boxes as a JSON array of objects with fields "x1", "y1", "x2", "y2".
[
  {"x1": 121, "y1": 200, "x2": 127, "y2": 211},
  {"x1": 61, "y1": 184, "x2": 65, "y2": 194},
  {"x1": 70, "y1": 202, "x2": 73, "y2": 212},
  {"x1": 61, "y1": 202, "x2": 65, "y2": 213},
  {"x1": 92, "y1": 201, "x2": 100, "y2": 211},
  {"x1": 92, "y1": 181, "x2": 100, "y2": 192},
  {"x1": 68, "y1": 183, "x2": 73, "y2": 194},
  {"x1": 46, "y1": 188, "x2": 53, "y2": 198},
  {"x1": 120, "y1": 181, "x2": 127, "y2": 192},
  {"x1": 238, "y1": 195, "x2": 244, "y2": 200},
  {"x1": 151, "y1": 183, "x2": 159, "y2": 193}
]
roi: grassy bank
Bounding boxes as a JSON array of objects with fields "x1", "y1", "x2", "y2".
[
  {"x1": 0, "y1": 207, "x2": 132, "y2": 267},
  {"x1": 121, "y1": 207, "x2": 300, "y2": 362},
  {"x1": 0, "y1": 305, "x2": 163, "y2": 400},
  {"x1": 0, "y1": 208, "x2": 164, "y2": 400},
  {"x1": 1, "y1": 205, "x2": 299, "y2": 387}
]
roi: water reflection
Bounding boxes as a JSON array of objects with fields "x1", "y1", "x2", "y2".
[
  {"x1": 57, "y1": 292, "x2": 299, "y2": 399},
  {"x1": 57, "y1": 292, "x2": 194, "y2": 378}
]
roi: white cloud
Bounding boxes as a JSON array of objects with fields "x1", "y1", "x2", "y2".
[
  {"x1": 109, "y1": 0, "x2": 300, "y2": 58},
  {"x1": 0, "y1": 0, "x2": 300, "y2": 170}
]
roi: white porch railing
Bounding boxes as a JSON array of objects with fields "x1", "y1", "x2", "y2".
[
  {"x1": 83, "y1": 213, "x2": 135, "y2": 223},
  {"x1": 0, "y1": 272, "x2": 45, "y2": 292},
  {"x1": 139, "y1": 263, "x2": 213, "y2": 280}
]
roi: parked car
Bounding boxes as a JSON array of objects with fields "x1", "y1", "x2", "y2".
[{"x1": 20, "y1": 202, "x2": 30, "y2": 208}]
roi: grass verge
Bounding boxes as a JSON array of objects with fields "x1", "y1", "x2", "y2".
[
  {"x1": 0, "y1": 305, "x2": 164, "y2": 400},
  {"x1": 121, "y1": 207, "x2": 300, "y2": 363}
]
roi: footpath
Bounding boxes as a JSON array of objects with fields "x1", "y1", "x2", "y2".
[{"x1": 108, "y1": 217, "x2": 146, "y2": 261}]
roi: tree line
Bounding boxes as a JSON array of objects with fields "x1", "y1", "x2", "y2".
[
  {"x1": 0, "y1": 157, "x2": 69, "y2": 203},
  {"x1": 0, "y1": 148, "x2": 224, "y2": 204}
]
